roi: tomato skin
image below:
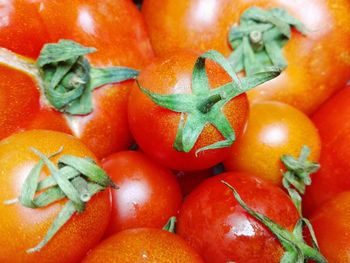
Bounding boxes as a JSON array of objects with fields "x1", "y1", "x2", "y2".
[
  {"x1": 0, "y1": 0, "x2": 153, "y2": 159},
  {"x1": 174, "y1": 169, "x2": 213, "y2": 197},
  {"x1": 142, "y1": 0, "x2": 350, "y2": 114},
  {"x1": 128, "y1": 50, "x2": 249, "y2": 171},
  {"x1": 310, "y1": 192, "x2": 350, "y2": 263},
  {"x1": 0, "y1": 130, "x2": 111, "y2": 263},
  {"x1": 224, "y1": 101, "x2": 321, "y2": 185},
  {"x1": 81, "y1": 228, "x2": 204, "y2": 263},
  {"x1": 101, "y1": 151, "x2": 182, "y2": 237},
  {"x1": 177, "y1": 172, "x2": 299, "y2": 263},
  {"x1": 303, "y1": 87, "x2": 350, "y2": 215}
]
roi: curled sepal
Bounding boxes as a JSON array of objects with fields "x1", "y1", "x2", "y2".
[
  {"x1": 37, "y1": 39, "x2": 139, "y2": 115},
  {"x1": 162, "y1": 216, "x2": 177, "y2": 233},
  {"x1": 139, "y1": 50, "x2": 281, "y2": 153},
  {"x1": 281, "y1": 145, "x2": 320, "y2": 215},
  {"x1": 228, "y1": 7, "x2": 306, "y2": 75},
  {"x1": 221, "y1": 181, "x2": 327, "y2": 263}
]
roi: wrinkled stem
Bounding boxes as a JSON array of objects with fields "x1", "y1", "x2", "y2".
[
  {"x1": 249, "y1": 31, "x2": 264, "y2": 50},
  {"x1": 198, "y1": 94, "x2": 223, "y2": 113}
]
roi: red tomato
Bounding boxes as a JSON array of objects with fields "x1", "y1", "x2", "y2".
[
  {"x1": 0, "y1": 0, "x2": 153, "y2": 159},
  {"x1": 128, "y1": 50, "x2": 249, "y2": 171},
  {"x1": 0, "y1": 130, "x2": 111, "y2": 263},
  {"x1": 177, "y1": 172, "x2": 299, "y2": 263},
  {"x1": 81, "y1": 228, "x2": 204, "y2": 263},
  {"x1": 224, "y1": 101, "x2": 321, "y2": 185},
  {"x1": 310, "y1": 191, "x2": 350, "y2": 263},
  {"x1": 304, "y1": 87, "x2": 350, "y2": 215},
  {"x1": 101, "y1": 151, "x2": 182, "y2": 237},
  {"x1": 142, "y1": 0, "x2": 350, "y2": 114}
]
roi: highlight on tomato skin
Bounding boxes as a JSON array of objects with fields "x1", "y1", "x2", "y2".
[
  {"x1": 142, "y1": 0, "x2": 350, "y2": 114},
  {"x1": 177, "y1": 171, "x2": 299, "y2": 263},
  {"x1": 0, "y1": 130, "x2": 112, "y2": 263},
  {"x1": 224, "y1": 101, "x2": 321, "y2": 185},
  {"x1": 0, "y1": 0, "x2": 154, "y2": 159},
  {"x1": 81, "y1": 228, "x2": 205, "y2": 263},
  {"x1": 101, "y1": 150, "x2": 182, "y2": 237}
]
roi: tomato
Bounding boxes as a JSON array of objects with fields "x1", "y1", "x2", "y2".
[
  {"x1": 224, "y1": 101, "x2": 320, "y2": 185},
  {"x1": 0, "y1": 0, "x2": 153, "y2": 159},
  {"x1": 177, "y1": 172, "x2": 299, "y2": 263},
  {"x1": 304, "y1": 87, "x2": 350, "y2": 215},
  {"x1": 128, "y1": 50, "x2": 250, "y2": 171},
  {"x1": 81, "y1": 228, "x2": 204, "y2": 263},
  {"x1": 101, "y1": 151, "x2": 182, "y2": 237},
  {"x1": 142, "y1": 0, "x2": 350, "y2": 114},
  {"x1": 310, "y1": 191, "x2": 350, "y2": 263},
  {"x1": 0, "y1": 130, "x2": 111, "y2": 263}
]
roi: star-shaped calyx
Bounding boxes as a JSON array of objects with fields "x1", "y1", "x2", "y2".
[
  {"x1": 228, "y1": 7, "x2": 307, "y2": 75},
  {"x1": 138, "y1": 50, "x2": 281, "y2": 154}
]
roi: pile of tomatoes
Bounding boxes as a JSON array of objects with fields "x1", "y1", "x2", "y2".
[{"x1": 0, "y1": 0, "x2": 350, "y2": 262}]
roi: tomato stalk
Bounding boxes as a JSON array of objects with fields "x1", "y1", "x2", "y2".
[
  {"x1": 0, "y1": 39, "x2": 139, "y2": 115},
  {"x1": 139, "y1": 50, "x2": 281, "y2": 154},
  {"x1": 228, "y1": 7, "x2": 306, "y2": 75},
  {"x1": 4, "y1": 147, "x2": 117, "y2": 253}
]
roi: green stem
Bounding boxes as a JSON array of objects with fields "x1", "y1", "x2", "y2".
[{"x1": 197, "y1": 94, "x2": 223, "y2": 113}]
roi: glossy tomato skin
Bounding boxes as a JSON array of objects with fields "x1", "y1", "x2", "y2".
[
  {"x1": 304, "y1": 87, "x2": 350, "y2": 215},
  {"x1": 0, "y1": 130, "x2": 111, "y2": 263},
  {"x1": 142, "y1": 0, "x2": 350, "y2": 114},
  {"x1": 310, "y1": 192, "x2": 350, "y2": 263},
  {"x1": 128, "y1": 50, "x2": 249, "y2": 171},
  {"x1": 224, "y1": 101, "x2": 321, "y2": 185},
  {"x1": 0, "y1": 0, "x2": 153, "y2": 159},
  {"x1": 177, "y1": 172, "x2": 299, "y2": 263},
  {"x1": 101, "y1": 151, "x2": 182, "y2": 237},
  {"x1": 81, "y1": 228, "x2": 204, "y2": 263}
]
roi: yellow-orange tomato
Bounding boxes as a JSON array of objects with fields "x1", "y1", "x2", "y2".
[
  {"x1": 81, "y1": 228, "x2": 204, "y2": 263},
  {"x1": 224, "y1": 101, "x2": 320, "y2": 185},
  {"x1": 0, "y1": 130, "x2": 111, "y2": 263}
]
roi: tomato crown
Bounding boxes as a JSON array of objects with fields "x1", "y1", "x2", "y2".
[
  {"x1": 4, "y1": 147, "x2": 117, "y2": 253},
  {"x1": 139, "y1": 50, "x2": 281, "y2": 154},
  {"x1": 229, "y1": 7, "x2": 306, "y2": 75},
  {"x1": 37, "y1": 40, "x2": 139, "y2": 115}
]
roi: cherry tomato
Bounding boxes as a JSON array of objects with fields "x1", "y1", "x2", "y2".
[
  {"x1": 177, "y1": 172, "x2": 299, "y2": 263},
  {"x1": 142, "y1": 0, "x2": 350, "y2": 114},
  {"x1": 310, "y1": 191, "x2": 350, "y2": 263},
  {"x1": 81, "y1": 228, "x2": 204, "y2": 263},
  {"x1": 101, "y1": 151, "x2": 182, "y2": 237},
  {"x1": 174, "y1": 169, "x2": 213, "y2": 197},
  {"x1": 0, "y1": 0, "x2": 153, "y2": 159},
  {"x1": 0, "y1": 130, "x2": 111, "y2": 263},
  {"x1": 128, "y1": 50, "x2": 249, "y2": 171},
  {"x1": 304, "y1": 87, "x2": 350, "y2": 215},
  {"x1": 224, "y1": 101, "x2": 320, "y2": 185}
]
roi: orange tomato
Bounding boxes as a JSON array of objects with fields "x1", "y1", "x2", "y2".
[
  {"x1": 0, "y1": 130, "x2": 111, "y2": 263},
  {"x1": 224, "y1": 101, "x2": 320, "y2": 184}
]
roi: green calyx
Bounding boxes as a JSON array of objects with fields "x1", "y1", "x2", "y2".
[
  {"x1": 37, "y1": 39, "x2": 139, "y2": 115},
  {"x1": 281, "y1": 145, "x2": 320, "y2": 215},
  {"x1": 5, "y1": 147, "x2": 117, "y2": 253},
  {"x1": 222, "y1": 181, "x2": 327, "y2": 263},
  {"x1": 228, "y1": 7, "x2": 307, "y2": 75},
  {"x1": 139, "y1": 50, "x2": 281, "y2": 154},
  {"x1": 162, "y1": 216, "x2": 177, "y2": 233}
]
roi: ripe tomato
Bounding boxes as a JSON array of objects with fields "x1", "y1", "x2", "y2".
[
  {"x1": 224, "y1": 101, "x2": 320, "y2": 185},
  {"x1": 310, "y1": 191, "x2": 350, "y2": 263},
  {"x1": 0, "y1": 0, "x2": 153, "y2": 159},
  {"x1": 177, "y1": 172, "x2": 299, "y2": 263},
  {"x1": 142, "y1": 0, "x2": 350, "y2": 114},
  {"x1": 128, "y1": 50, "x2": 249, "y2": 171},
  {"x1": 101, "y1": 151, "x2": 182, "y2": 237},
  {"x1": 81, "y1": 228, "x2": 204, "y2": 263},
  {"x1": 0, "y1": 130, "x2": 111, "y2": 263},
  {"x1": 304, "y1": 87, "x2": 350, "y2": 215},
  {"x1": 174, "y1": 169, "x2": 213, "y2": 197}
]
